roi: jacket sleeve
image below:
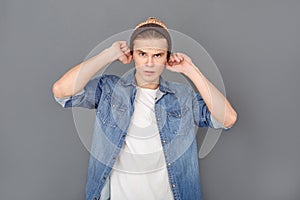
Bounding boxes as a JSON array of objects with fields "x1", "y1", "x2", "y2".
[
  {"x1": 192, "y1": 92, "x2": 231, "y2": 130},
  {"x1": 53, "y1": 76, "x2": 102, "y2": 109}
]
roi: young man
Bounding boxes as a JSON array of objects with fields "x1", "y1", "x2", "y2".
[{"x1": 52, "y1": 17, "x2": 237, "y2": 200}]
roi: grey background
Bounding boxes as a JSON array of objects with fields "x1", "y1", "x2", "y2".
[{"x1": 1, "y1": 0, "x2": 299, "y2": 200}]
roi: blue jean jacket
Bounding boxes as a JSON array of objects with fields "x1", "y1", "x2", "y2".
[{"x1": 54, "y1": 69, "x2": 229, "y2": 200}]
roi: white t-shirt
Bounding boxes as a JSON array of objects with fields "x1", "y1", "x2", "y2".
[{"x1": 110, "y1": 86, "x2": 174, "y2": 200}]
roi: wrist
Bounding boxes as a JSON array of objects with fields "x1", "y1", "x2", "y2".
[
  {"x1": 104, "y1": 47, "x2": 120, "y2": 63},
  {"x1": 183, "y1": 64, "x2": 199, "y2": 77}
]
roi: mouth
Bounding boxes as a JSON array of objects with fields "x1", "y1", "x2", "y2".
[{"x1": 144, "y1": 71, "x2": 155, "y2": 75}]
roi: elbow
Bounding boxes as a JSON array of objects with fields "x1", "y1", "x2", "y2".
[
  {"x1": 225, "y1": 110, "x2": 238, "y2": 129},
  {"x1": 52, "y1": 82, "x2": 64, "y2": 98}
]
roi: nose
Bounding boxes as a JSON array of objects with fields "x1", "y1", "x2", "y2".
[{"x1": 146, "y1": 56, "x2": 154, "y2": 67}]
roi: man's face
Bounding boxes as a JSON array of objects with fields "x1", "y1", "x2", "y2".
[{"x1": 132, "y1": 38, "x2": 168, "y2": 89}]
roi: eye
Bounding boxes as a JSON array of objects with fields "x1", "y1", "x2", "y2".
[
  {"x1": 154, "y1": 54, "x2": 161, "y2": 58},
  {"x1": 139, "y1": 52, "x2": 146, "y2": 57}
]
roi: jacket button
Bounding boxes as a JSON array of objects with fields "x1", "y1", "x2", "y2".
[
  {"x1": 167, "y1": 163, "x2": 171, "y2": 166},
  {"x1": 162, "y1": 140, "x2": 166, "y2": 143},
  {"x1": 172, "y1": 184, "x2": 176, "y2": 188}
]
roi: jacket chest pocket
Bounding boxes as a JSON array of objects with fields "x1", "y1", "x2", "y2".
[
  {"x1": 97, "y1": 94, "x2": 128, "y2": 128},
  {"x1": 167, "y1": 106, "x2": 192, "y2": 135}
]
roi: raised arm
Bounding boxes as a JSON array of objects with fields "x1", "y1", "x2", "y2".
[
  {"x1": 166, "y1": 52, "x2": 237, "y2": 129},
  {"x1": 52, "y1": 41, "x2": 132, "y2": 98}
]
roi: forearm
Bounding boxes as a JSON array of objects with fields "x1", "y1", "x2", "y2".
[
  {"x1": 184, "y1": 65, "x2": 237, "y2": 128},
  {"x1": 52, "y1": 48, "x2": 115, "y2": 98}
]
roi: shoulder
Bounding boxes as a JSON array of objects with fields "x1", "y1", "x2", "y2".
[
  {"x1": 96, "y1": 74, "x2": 121, "y2": 87},
  {"x1": 99, "y1": 74, "x2": 120, "y2": 83},
  {"x1": 165, "y1": 80, "x2": 194, "y2": 95}
]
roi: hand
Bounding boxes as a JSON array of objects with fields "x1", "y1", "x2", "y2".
[
  {"x1": 109, "y1": 41, "x2": 132, "y2": 64},
  {"x1": 166, "y1": 52, "x2": 196, "y2": 74}
]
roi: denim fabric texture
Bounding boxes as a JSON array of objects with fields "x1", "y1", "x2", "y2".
[{"x1": 54, "y1": 69, "x2": 229, "y2": 200}]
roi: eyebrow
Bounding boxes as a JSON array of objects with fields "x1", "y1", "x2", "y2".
[{"x1": 136, "y1": 50, "x2": 166, "y2": 54}]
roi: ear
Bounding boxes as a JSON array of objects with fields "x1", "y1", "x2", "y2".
[
  {"x1": 164, "y1": 60, "x2": 168, "y2": 66},
  {"x1": 130, "y1": 50, "x2": 135, "y2": 61}
]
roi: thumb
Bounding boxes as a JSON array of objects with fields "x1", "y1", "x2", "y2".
[
  {"x1": 165, "y1": 63, "x2": 174, "y2": 71},
  {"x1": 118, "y1": 54, "x2": 127, "y2": 62},
  {"x1": 126, "y1": 54, "x2": 133, "y2": 64}
]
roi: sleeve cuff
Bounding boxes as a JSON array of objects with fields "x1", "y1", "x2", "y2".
[
  {"x1": 53, "y1": 89, "x2": 85, "y2": 107},
  {"x1": 210, "y1": 114, "x2": 231, "y2": 130}
]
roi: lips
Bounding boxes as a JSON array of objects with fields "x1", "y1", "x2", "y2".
[{"x1": 144, "y1": 71, "x2": 155, "y2": 75}]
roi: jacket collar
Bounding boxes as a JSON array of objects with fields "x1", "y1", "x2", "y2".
[{"x1": 119, "y1": 68, "x2": 175, "y2": 94}]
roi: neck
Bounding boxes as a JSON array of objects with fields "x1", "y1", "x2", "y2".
[
  {"x1": 134, "y1": 73, "x2": 160, "y2": 89},
  {"x1": 137, "y1": 82, "x2": 159, "y2": 89}
]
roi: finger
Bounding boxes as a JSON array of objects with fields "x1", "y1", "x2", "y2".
[
  {"x1": 171, "y1": 53, "x2": 179, "y2": 62},
  {"x1": 121, "y1": 46, "x2": 129, "y2": 52},
  {"x1": 177, "y1": 54, "x2": 184, "y2": 61},
  {"x1": 177, "y1": 53, "x2": 187, "y2": 61},
  {"x1": 120, "y1": 41, "x2": 127, "y2": 48},
  {"x1": 167, "y1": 62, "x2": 173, "y2": 66},
  {"x1": 120, "y1": 43, "x2": 125, "y2": 49},
  {"x1": 124, "y1": 49, "x2": 131, "y2": 56},
  {"x1": 174, "y1": 54, "x2": 181, "y2": 62},
  {"x1": 127, "y1": 55, "x2": 133, "y2": 63},
  {"x1": 178, "y1": 53, "x2": 185, "y2": 60},
  {"x1": 122, "y1": 54, "x2": 132, "y2": 64},
  {"x1": 169, "y1": 55, "x2": 175, "y2": 62}
]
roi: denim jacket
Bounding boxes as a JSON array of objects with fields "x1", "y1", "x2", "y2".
[{"x1": 54, "y1": 69, "x2": 229, "y2": 200}]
